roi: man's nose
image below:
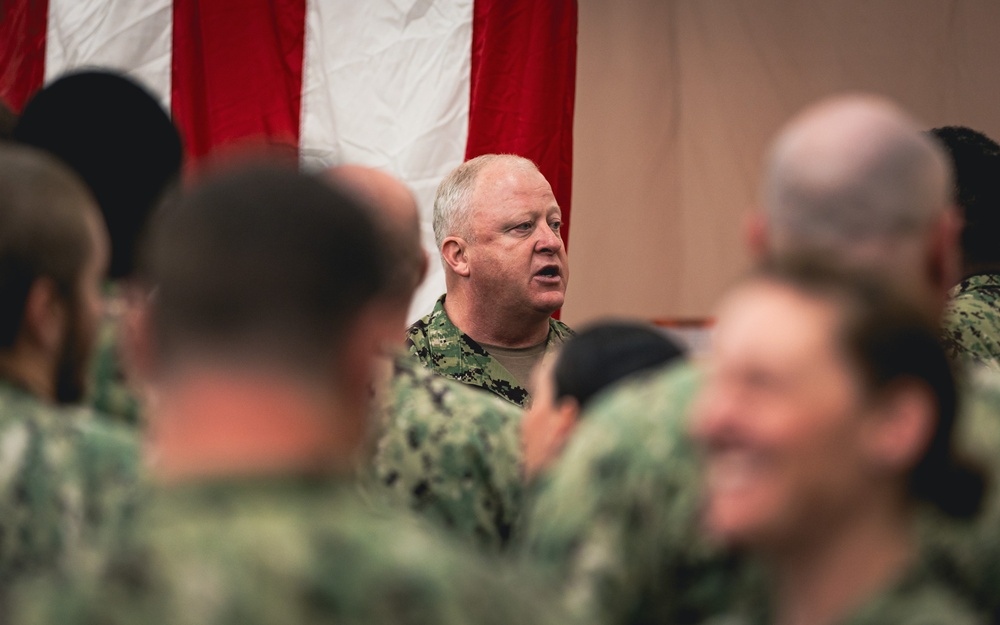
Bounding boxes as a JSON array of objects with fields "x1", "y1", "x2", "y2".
[
  {"x1": 535, "y1": 224, "x2": 563, "y2": 253},
  {"x1": 690, "y1": 386, "x2": 742, "y2": 445}
]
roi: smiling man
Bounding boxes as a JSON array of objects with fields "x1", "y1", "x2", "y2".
[{"x1": 406, "y1": 154, "x2": 573, "y2": 407}]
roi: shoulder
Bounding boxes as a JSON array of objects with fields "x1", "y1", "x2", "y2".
[
  {"x1": 841, "y1": 570, "x2": 986, "y2": 625},
  {"x1": 405, "y1": 295, "x2": 457, "y2": 354},
  {"x1": 547, "y1": 318, "x2": 575, "y2": 346},
  {"x1": 943, "y1": 275, "x2": 1000, "y2": 365}
]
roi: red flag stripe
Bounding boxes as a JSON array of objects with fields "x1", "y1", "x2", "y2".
[
  {"x1": 171, "y1": 0, "x2": 307, "y2": 164},
  {"x1": 466, "y1": 0, "x2": 578, "y2": 249},
  {"x1": 0, "y1": 0, "x2": 49, "y2": 112}
]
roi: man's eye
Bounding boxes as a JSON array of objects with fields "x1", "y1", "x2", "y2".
[
  {"x1": 550, "y1": 220, "x2": 562, "y2": 231},
  {"x1": 514, "y1": 222, "x2": 533, "y2": 231}
]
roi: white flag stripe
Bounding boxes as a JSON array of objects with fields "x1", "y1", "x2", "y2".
[
  {"x1": 300, "y1": 0, "x2": 474, "y2": 323},
  {"x1": 45, "y1": 0, "x2": 174, "y2": 109}
]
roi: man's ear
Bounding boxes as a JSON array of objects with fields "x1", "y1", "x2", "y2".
[
  {"x1": 862, "y1": 382, "x2": 935, "y2": 474},
  {"x1": 927, "y1": 205, "x2": 961, "y2": 292},
  {"x1": 554, "y1": 396, "x2": 581, "y2": 440},
  {"x1": 441, "y1": 236, "x2": 470, "y2": 277},
  {"x1": 123, "y1": 285, "x2": 156, "y2": 383},
  {"x1": 744, "y1": 210, "x2": 769, "y2": 260},
  {"x1": 23, "y1": 277, "x2": 67, "y2": 353}
]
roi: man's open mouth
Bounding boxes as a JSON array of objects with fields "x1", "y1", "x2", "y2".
[{"x1": 536, "y1": 265, "x2": 560, "y2": 278}]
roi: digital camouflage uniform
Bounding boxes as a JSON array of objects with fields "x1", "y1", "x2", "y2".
[
  {"x1": 942, "y1": 273, "x2": 1000, "y2": 370},
  {"x1": 704, "y1": 558, "x2": 985, "y2": 625},
  {"x1": 406, "y1": 295, "x2": 574, "y2": 407},
  {"x1": 0, "y1": 380, "x2": 140, "y2": 586},
  {"x1": 13, "y1": 476, "x2": 577, "y2": 625},
  {"x1": 519, "y1": 361, "x2": 1000, "y2": 624},
  {"x1": 87, "y1": 284, "x2": 142, "y2": 425},
  {"x1": 365, "y1": 353, "x2": 524, "y2": 550}
]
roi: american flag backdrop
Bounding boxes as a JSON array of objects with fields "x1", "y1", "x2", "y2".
[{"x1": 0, "y1": 0, "x2": 577, "y2": 321}]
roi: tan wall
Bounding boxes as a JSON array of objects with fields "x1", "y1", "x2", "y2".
[{"x1": 562, "y1": 0, "x2": 1000, "y2": 326}]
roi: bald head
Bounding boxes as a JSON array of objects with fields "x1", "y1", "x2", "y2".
[
  {"x1": 765, "y1": 95, "x2": 952, "y2": 259},
  {"x1": 326, "y1": 165, "x2": 425, "y2": 305}
]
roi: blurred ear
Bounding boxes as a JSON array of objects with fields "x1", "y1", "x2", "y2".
[
  {"x1": 23, "y1": 277, "x2": 67, "y2": 353},
  {"x1": 862, "y1": 382, "x2": 935, "y2": 474},
  {"x1": 441, "y1": 236, "x2": 470, "y2": 277},
  {"x1": 417, "y1": 250, "x2": 430, "y2": 285},
  {"x1": 554, "y1": 396, "x2": 581, "y2": 440},
  {"x1": 122, "y1": 285, "x2": 156, "y2": 383},
  {"x1": 744, "y1": 211, "x2": 769, "y2": 260},
  {"x1": 927, "y1": 206, "x2": 961, "y2": 293}
]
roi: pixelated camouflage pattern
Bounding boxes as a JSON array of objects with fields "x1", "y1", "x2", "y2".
[
  {"x1": 364, "y1": 353, "x2": 523, "y2": 551},
  {"x1": 518, "y1": 361, "x2": 739, "y2": 625},
  {"x1": 0, "y1": 380, "x2": 140, "y2": 586},
  {"x1": 87, "y1": 285, "x2": 142, "y2": 425},
  {"x1": 942, "y1": 273, "x2": 1000, "y2": 370},
  {"x1": 705, "y1": 558, "x2": 985, "y2": 625},
  {"x1": 405, "y1": 295, "x2": 574, "y2": 407},
  {"x1": 520, "y1": 361, "x2": 1000, "y2": 624},
  {"x1": 13, "y1": 477, "x2": 578, "y2": 625},
  {"x1": 919, "y1": 365, "x2": 1000, "y2": 621}
]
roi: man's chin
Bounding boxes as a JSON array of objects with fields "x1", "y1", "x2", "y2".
[{"x1": 530, "y1": 294, "x2": 565, "y2": 316}]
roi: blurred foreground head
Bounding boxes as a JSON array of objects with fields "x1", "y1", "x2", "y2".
[
  {"x1": 326, "y1": 164, "x2": 427, "y2": 336},
  {"x1": 693, "y1": 257, "x2": 982, "y2": 554},
  {"x1": 142, "y1": 164, "x2": 388, "y2": 388},
  {"x1": 523, "y1": 321, "x2": 684, "y2": 479},
  {"x1": 757, "y1": 95, "x2": 956, "y2": 313},
  {"x1": 14, "y1": 70, "x2": 183, "y2": 280},
  {"x1": 0, "y1": 145, "x2": 108, "y2": 403}
]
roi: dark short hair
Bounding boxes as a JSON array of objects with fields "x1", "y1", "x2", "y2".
[
  {"x1": 0, "y1": 145, "x2": 97, "y2": 347},
  {"x1": 143, "y1": 164, "x2": 388, "y2": 372},
  {"x1": 754, "y1": 256, "x2": 985, "y2": 519},
  {"x1": 553, "y1": 321, "x2": 685, "y2": 411},
  {"x1": 13, "y1": 70, "x2": 183, "y2": 279},
  {"x1": 928, "y1": 126, "x2": 1000, "y2": 267}
]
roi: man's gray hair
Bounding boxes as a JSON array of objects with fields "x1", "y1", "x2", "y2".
[
  {"x1": 432, "y1": 154, "x2": 540, "y2": 249},
  {"x1": 764, "y1": 96, "x2": 953, "y2": 255}
]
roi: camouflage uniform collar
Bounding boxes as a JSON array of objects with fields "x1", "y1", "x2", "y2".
[
  {"x1": 155, "y1": 473, "x2": 350, "y2": 504},
  {"x1": 407, "y1": 295, "x2": 573, "y2": 407},
  {"x1": 952, "y1": 272, "x2": 1000, "y2": 298},
  {"x1": 0, "y1": 376, "x2": 43, "y2": 402}
]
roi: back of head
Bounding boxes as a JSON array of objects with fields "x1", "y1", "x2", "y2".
[
  {"x1": 0, "y1": 145, "x2": 97, "y2": 347},
  {"x1": 13, "y1": 70, "x2": 183, "y2": 280},
  {"x1": 765, "y1": 96, "x2": 952, "y2": 269},
  {"x1": 554, "y1": 321, "x2": 685, "y2": 411},
  {"x1": 326, "y1": 165, "x2": 424, "y2": 305},
  {"x1": 432, "y1": 153, "x2": 540, "y2": 250},
  {"x1": 143, "y1": 164, "x2": 388, "y2": 376},
  {"x1": 754, "y1": 256, "x2": 984, "y2": 519},
  {"x1": 928, "y1": 126, "x2": 1000, "y2": 272}
]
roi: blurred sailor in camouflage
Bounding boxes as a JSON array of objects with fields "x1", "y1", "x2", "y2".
[
  {"x1": 329, "y1": 164, "x2": 525, "y2": 550},
  {"x1": 0, "y1": 145, "x2": 138, "y2": 591},
  {"x1": 693, "y1": 259, "x2": 985, "y2": 625},
  {"x1": 520, "y1": 95, "x2": 992, "y2": 624},
  {"x1": 406, "y1": 154, "x2": 573, "y2": 407},
  {"x1": 930, "y1": 126, "x2": 1000, "y2": 370},
  {"x1": 11, "y1": 163, "x2": 574, "y2": 625},
  {"x1": 14, "y1": 69, "x2": 184, "y2": 425}
]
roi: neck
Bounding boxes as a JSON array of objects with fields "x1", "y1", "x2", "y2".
[
  {"x1": 149, "y1": 368, "x2": 359, "y2": 485},
  {"x1": 0, "y1": 348, "x2": 55, "y2": 401},
  {"x1": 443, "y1": 287, "x2": 552, "y2": 348},
  {"x1": 768, "y1": 500, "x2": 914, "y2": 625}
]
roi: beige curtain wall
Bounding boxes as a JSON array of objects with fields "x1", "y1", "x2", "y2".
[{"x1": 562, "y1": 0, "x2": 1000, "y2": 326}]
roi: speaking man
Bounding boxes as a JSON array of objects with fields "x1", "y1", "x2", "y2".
[{"x1": 406, "y1": 154, "x2": 573, "y2": 407}]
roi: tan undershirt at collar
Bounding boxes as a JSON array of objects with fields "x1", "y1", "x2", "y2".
[{"x1": 479, "y1": 339, "x2": 548, "y2": 391}]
